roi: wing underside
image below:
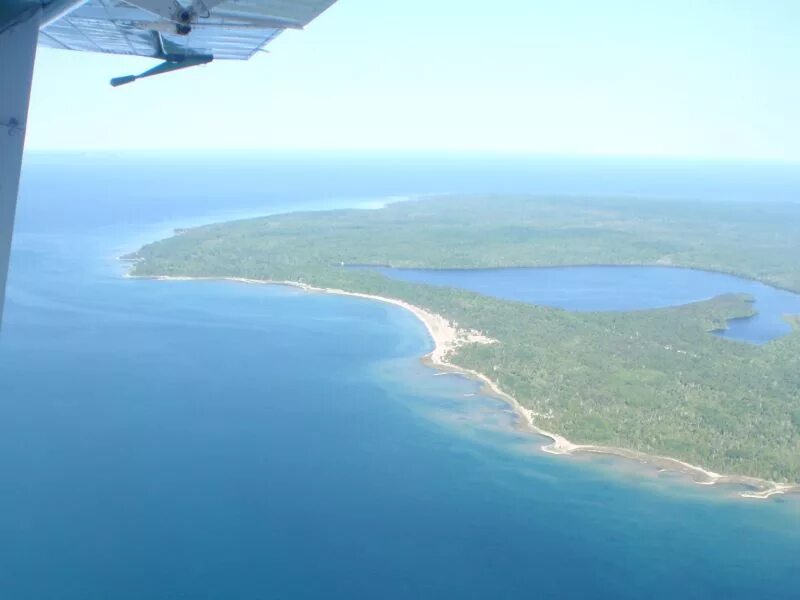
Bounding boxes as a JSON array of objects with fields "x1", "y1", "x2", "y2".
[
  {"x1": 39, "y1": 0, "x2": 336, "y2": 60},
  {"x1": 0, "y1": 0, "x2": 337, "y2": 326}
]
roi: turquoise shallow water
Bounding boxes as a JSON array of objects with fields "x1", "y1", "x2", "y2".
[{"x1": 1, "y1": 153, "x2": 798, "y2": 599}]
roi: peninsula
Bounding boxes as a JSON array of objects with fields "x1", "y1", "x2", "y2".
[{"x1": 126, "y1": 196, "x2": 800, "y2": 491}]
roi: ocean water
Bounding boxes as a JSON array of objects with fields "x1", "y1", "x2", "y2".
[
  {"x1": 1, "y1": 152, "x2": 799, "y2": 599},
  {"x1": 371, "y1": 266, "x2": 800, "y2": 343}
]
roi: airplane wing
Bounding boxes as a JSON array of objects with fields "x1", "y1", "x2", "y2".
[
  {"x1": 38, "y1": 0, "x2": 337, "y2": 61},
  {"x1": 0, "y1": 0, "x2": 339, "y2": 326}
]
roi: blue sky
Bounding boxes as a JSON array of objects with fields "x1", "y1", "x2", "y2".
[{"x1": 25, "y1": 0, "x2": 800, "y2": 160}]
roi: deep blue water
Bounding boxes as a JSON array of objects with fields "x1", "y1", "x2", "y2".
[
  {"x1": 371, "y1": 266, "x2": 800, "y2": 343},
  {"x1": 1, "y1": 152, "x2": 799, "y2": 599}
]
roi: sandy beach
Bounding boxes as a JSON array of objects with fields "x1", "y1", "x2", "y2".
[{"x1": 133, "y1": 273, "x2": 799, "y2": 500}]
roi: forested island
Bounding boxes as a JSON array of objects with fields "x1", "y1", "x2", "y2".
[{"x1": 127, "y1": 196, "x2": 800, "y2": 486}]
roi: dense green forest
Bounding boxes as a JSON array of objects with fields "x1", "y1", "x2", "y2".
[{"x1": 129, "y1": 196, "x2": 800, "y2": 482}]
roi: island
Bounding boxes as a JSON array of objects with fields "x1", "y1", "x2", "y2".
[{"x1": 126, "y1": 195, "x2": 800, "y2": 495}]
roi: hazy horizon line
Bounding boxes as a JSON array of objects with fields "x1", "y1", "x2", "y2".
[{"x1": 21, "y1": 148, "x2": 800, "y2": 166}]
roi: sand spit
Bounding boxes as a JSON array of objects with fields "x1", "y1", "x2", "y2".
[{"x1": 132, "y1": 273, "x2": 799, "y2": 500}]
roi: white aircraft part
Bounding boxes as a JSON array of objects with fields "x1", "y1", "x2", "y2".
[
  {"x1": 0, "y1": 0, "x2": 338, "y2": 326},
  {"x1": 40, "y1": 0, "x2": 90, "y2": 27},
  {"x1": 0, "y1": 8, "x2": 40, "y2": 325},
  {"x1": 39, "y1": 0, "x2": 335, "y2": 60},
  {"x1": 123, "y1": 0, "x2": 185, "y2": 23}
]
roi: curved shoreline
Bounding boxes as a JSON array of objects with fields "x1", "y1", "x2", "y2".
[{"x1": 129, "y1": 273, "x2": 799, "y2": 500}]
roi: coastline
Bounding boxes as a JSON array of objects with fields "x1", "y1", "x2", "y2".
[{"x1": 129, "y1": 273, "x2": 799, "y2": 500}]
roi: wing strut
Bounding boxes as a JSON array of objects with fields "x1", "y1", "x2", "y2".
[
  {"x1": 110, "y1": 54, "x2": 213, "y2": 87},
  {"x1": 0, "y1": 7, "x2": 40, "y2": 327}
]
